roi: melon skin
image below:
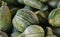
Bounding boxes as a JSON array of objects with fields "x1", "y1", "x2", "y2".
[
  {"x1": 17, "y1": 25, "x2": 44, "y2": 37},
  {"x1": 0, "y1": 1, "x2": 12, "y2": 32},
  {"x1": 24, "y1": 25, "x2": 44, "y2": 37},
  {"x1": 24, "y1": 0, "x2": 48, "y2": 11},
  {"x1": 48, "y1": 8, "x2": 60, "y2": 27},
  {"x1": 12, "y1": 9, "x2": 39, "y2": 32}
]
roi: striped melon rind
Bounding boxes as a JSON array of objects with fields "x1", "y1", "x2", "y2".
[
  {"x1": 24, "y1": 25, "x2": 44, "y2": 37},
  {"x1": 24, "y1": 0, "x2": 48, "y2": 11},
  {"x1": 13, "y1": 16, "x2": 31, "y2": 32},
  {"x1": 12, "y1": 9, "x2": 39, "y2": 32},
  {"x1": 16, "y1": 9, "x2": 39, "y2": 24},
  {"x1": 49, "y1": 8, "x2": 60, "y2": 27}
]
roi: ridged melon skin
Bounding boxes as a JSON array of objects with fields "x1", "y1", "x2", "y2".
[
  {"x1": 23, "y1": 25, "x2": 44, "y2": 37},
  {"x1": 17, "y1": 25, "x2": 44, "y2": 37},
  {"x1": 0, "y1": 1, "x2": 12, "y2": 31},
  {"x1": 12, "y1": 9, "x2": 39, "y2": 32},
  {"x1": 49, "y1": 8, "x2": 60, "y2": 27},
  {"x1": 16, "y1": 9, "x2": 39, "y2": 24},
  {"x1": 13, "y1": 17, "x2": 31, "y2": 32},
  {"x1": 24, "y1": 0, "x2": 48, "y2": 11}
]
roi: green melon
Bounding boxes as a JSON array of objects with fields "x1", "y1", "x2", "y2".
[
  {"x1": 0, "y1": 1, "x2": 12, "y2": 31},
  {"x1": 17, "y1": 25, "x2": 44, "y2": 37},
  {"x1": 49, "y1": 8, "x2": 60, "y2": 27},
  {"x1": 24, "y1": 0, "x2": 48, "y2": 11},
  {"x1": 24, "y1": 25, "x2": 44, "y2": 37},
  {"x1": 12, "y1": 9, "x2": 39, "y2": 32}
]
